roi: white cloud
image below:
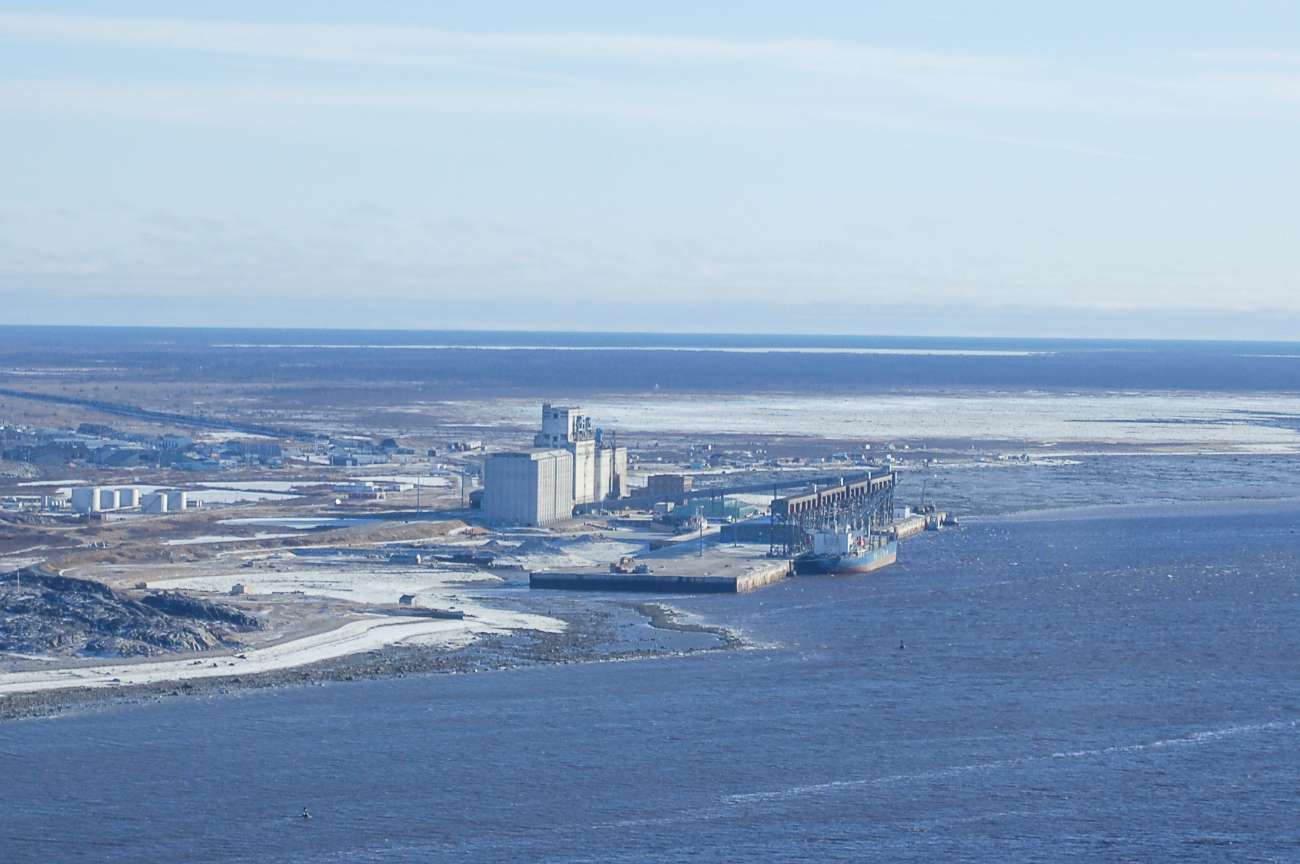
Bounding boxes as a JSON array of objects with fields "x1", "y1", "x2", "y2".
[
  {"x1": 2, "y1": 11, "x2": 1299, "y2": 131},
  {"x1": 0, "y1": 12, "x2": 1010, "y2": 76}
]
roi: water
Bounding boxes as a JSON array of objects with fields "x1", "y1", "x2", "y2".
[
  {"x1": 2, "y1": 499, "x2": 1297, "y2": 862},
  {"x1": 2, "y1": 326, "x2": 1299, "y2": 393}
]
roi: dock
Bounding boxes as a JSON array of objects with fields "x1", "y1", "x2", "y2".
[{"x1": 530, "y1": 543, "x2": 792, "y2": 594}]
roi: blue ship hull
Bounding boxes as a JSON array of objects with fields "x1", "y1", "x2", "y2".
[{"x1": 795, "y1": 541, "x2": 897, "y2": 576}]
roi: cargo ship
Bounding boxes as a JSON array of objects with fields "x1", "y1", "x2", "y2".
[{"x1": 794, "y1": 525, "x2": 897, "y2": 576}]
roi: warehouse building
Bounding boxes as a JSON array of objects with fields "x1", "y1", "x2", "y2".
[
  {"x1": 646, "y1": 473, "x2": 692, "y2": 504},
  {"x1": 482, "y1": 449, "x2": 574, "y2": 526}
]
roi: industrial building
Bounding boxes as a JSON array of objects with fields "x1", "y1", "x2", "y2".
[
  {"x1": 482, "y1": 404, "x2": 629, "y2": 526},
  {"x1": 533, "y1": 404, "x2": 628, "y2": 505},
  {"x1": 482, "y1": 449, "x2": 574, "y2": 526},
  {"x1": 646, "y1": 473, "x2": 692, "y2": 504}
]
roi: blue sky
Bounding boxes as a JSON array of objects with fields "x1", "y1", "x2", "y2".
[{"x1": 3, "y1": 2, "x2": 1299, "y2": 337}]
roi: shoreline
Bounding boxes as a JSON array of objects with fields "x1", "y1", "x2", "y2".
[{"x1": 0, "y1": 600, "x2": 742, "y2": 723}]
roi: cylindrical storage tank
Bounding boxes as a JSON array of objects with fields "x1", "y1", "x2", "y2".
[
  {"x1": 164, "y1": 490, "x2": 188, "y2": 512},
  {"x1": 71, "y1": 487, "x2": 101, "y2": 513},
  {"x1": 98, "y1": 488, "x2": 120, "y2": 511},
  {"x1": 117, "y1": 487, "x2": 139, "y2": 508}
]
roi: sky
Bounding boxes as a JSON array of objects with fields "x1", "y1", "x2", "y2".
[{"x1": 2, "y1": 2, "x2": 1300, "y2": 338}]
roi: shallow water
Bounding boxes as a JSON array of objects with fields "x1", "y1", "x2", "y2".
[{"x1": 2, "y1": 496, "x2": 1297, "y2": 862}]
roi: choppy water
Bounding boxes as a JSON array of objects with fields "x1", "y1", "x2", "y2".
[{"x1": 3, "y1": 497, "x2": 1298, "y2": 862}]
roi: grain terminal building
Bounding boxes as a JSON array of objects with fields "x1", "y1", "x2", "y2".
[
  {"x1": 482, "y1": 449, "x2": 575, "y2": 526},
  {"x1": 482, "y1": 404, "x2": 629, "y2": 526}
]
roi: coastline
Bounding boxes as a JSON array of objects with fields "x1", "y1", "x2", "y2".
[{"x1": 0, "y1": 600, "x2": 742, "y2": 723}]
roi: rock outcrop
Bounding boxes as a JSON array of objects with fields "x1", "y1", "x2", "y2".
[{"x1": 1, "y1": 568, "x2": 263, "y2": 658}]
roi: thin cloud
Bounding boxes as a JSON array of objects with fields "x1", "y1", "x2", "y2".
[
  {"x1": 3, "y1": 11, "x2": 1299, "y2": 125},
  {"x1": 0, "y1": 12, "x2": 1013, "y2": 76}
]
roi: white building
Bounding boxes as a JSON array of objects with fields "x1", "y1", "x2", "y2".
[
  {"x1": 533, "y1": 404, "x2": 628, "y2": 505},
  {"x1": 481, "y1": 404, "x2": 629, "y2": 526},
  {"x1": 594, "y1": 443, "x2": 629, "y2": 502},
  {"x1": 482, "y1": 449, "x2": 574, "y2": 526}
]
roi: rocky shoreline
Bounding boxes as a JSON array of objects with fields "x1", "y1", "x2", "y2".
[
  {"x1": 0, "y1": 601, "x2": 742, "y2": 722},
  {"x1": 1, "y1": 567, "x2": 262, "y2": 657}
]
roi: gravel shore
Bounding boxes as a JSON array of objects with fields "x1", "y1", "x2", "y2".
[{"x1": 0, "y1": 600, "x2": 741, "y2": 722}]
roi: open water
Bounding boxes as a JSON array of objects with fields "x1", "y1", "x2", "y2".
[{"x1": 2, "y1": 496, "x2": 1297, "y2": 862}]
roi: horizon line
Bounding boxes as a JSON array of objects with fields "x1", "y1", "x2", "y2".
[{"x1": 0, "y1": 322, "x2": 1297, "y2": 347}]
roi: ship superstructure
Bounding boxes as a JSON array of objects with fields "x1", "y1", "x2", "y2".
[{"x1": 767, "y1": 472, "x2": 900, "y2": 576}]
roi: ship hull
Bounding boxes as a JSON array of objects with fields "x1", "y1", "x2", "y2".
[{"x1": 795, "y1": 541, "x2": 897, "y2": 576}]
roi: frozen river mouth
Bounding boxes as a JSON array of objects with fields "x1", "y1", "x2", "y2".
[{"x1": 430, "y1": 390, "x2": 1300, "y2": 453}]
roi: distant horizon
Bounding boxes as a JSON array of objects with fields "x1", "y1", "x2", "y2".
[{"x1": 3, "y1": 320, "x2": 1299, "y2": 347}]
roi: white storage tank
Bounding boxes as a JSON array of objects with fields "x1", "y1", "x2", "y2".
[
  {"x1": 71, "y1": 486, "x2": 102, "y2": 513},
  {"x1": 141, "y1": 492, "x2": 168, "y2": 513},
  {"x1": 97, "y1": 488, "x2": 120, "y2": 511},
  {"x1": 164, "y1": 490, "x2": 188, "y2": 512},
  {"x1": 116, "y1": 487, "x2": 139, "y2": 508}
]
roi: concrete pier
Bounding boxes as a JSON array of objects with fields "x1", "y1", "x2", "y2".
[
  {"x1": 892, "y1": 515, "x2": 927, "y2": 540},
  {"x1": 530, "y1": 544, "x2": 792, "y2": 594}
]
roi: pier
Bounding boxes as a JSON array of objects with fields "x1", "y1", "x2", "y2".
[{"x1": 530, "y1": 543, "x2": 792, "y2": 594}]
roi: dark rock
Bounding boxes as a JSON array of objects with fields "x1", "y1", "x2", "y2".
[{"x1": 1, "y1": 567, "x2": 262, "y2": 658}]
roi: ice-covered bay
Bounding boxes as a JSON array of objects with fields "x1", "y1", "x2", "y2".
[{"x1": 447, "y1": 392, "x2": 1300, "y2": 451}]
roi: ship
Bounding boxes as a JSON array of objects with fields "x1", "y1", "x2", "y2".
[{"x1": 794, "y1": 525, "x2": 897, "y2": 576}]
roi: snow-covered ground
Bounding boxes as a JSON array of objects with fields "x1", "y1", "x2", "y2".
[
  {"x1": 0, "y1": 604, "x2": 564, "y2": 696},
  {"x1": 163, "y1": 532, "x2": 307, "y2": 546},
  {"x1": 149, "y1": 560, "x2": 501, "y2": 604},
  {"x1": 491, "y1": 537, "x2": 646, "y2": 572},
  {"x1": 348, "y1": 474, "x2": 453, "y2": 487},
  {"x1": 196, "y1": 481, "x2": 309, "y2": 492},
  {"x1": 0, "y1": 526, "x2": 658, "y2": 697},
  {"x1": 219, "y1": 517, "x2": 364, "y2": 529}
]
